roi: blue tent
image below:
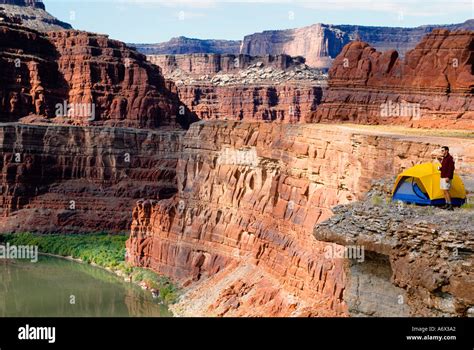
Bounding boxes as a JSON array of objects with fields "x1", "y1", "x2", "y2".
[{"x1": 393, "y1": 177, "x2": 433, "y2": 205}]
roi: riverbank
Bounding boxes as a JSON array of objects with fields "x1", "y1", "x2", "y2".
[{"x1": 0, "y1": 233, "x2": 179, "y2": 305}]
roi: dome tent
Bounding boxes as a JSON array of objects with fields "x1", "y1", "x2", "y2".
[{"x1": 392, "y1": 162, "x2": 466, "y2": 206}]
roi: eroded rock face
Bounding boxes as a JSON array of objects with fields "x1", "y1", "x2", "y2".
[
  {"x1": 0, "y1": 123, "x2": 184, "y2": 233},
  {"x1": 125, "y1": 121, "x2": 471, "y2": 316},
  {"x1": 48, "y1": 30, "x2": 194, "y2": 128},
  {"x1": 148, "y1": 54, "x2": 306, "y2": 76},
  {"x1": 148, "y1": 53, "x2": 325, "y2": 122},
  {"x1": 311, "y1": 30, "x2": 474, "y2": 129},
  {"x1": 176, "y1": 84, "x2": 322, "y2": 122},
  {"x1": 0, "y1": 1, "x2": 44, "y2": 9},
  {"x1": 0, "y1": 23, "x2": 193, "y2": 128},
  {"x1": 315, "y1": 183, "x2": 474, "y2": 316},
  {"x1": 241, "y1": 21, "x2": 474, "y2": 68},
  {"x1": 137, "y1": 21, "x2": 474, "y2": 69},
  {"x1": 241, "y1": 24, "x2": 349, "y2": 68},
  {"x1": 0, "y1": 23, "x2": 66, "y2": 121}
]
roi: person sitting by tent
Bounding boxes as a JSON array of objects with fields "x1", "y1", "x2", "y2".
[{"x1": 438, "y1": 146, "x2": 455, "y2": 210}]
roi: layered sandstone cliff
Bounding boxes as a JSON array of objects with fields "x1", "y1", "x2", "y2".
[
  {"x1": 136, "y1": 20, "x2": 474, "y2": 69},
  {"x1": 148, "y1": 54, "x2": 306, "y2": 76},
  {"x1": 241, "y1": 23, "x2": 348, "y2": 68},
  {"x1": 311, "y1": 30, "x2": 474, "y2": 129},
  {"x1": 0, "y1": 23, "x2": 193, "y2": 128},
  {"x1": 241, "y1": 21, "x2": 474, "y2": 68},
  {"x1": 0, "y1": 123, "x2": 184, "y2": 233},
  {"x1": 126, "y1": 121, "x2": 474, "y2": 316},
  {"x1": 0, "y1": 22, "x2": 195, "y2": 233},
  {"x1": 175, "y1": 84, "x2": 321, "y2": 122},
  {"x1": 148, "y1": 53, "x2": 324, "y2": 122}
]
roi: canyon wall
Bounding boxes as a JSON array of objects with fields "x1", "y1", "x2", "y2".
[
  {"x1": 0, "y1": 123, "x2": 184, "y2": 233},
  {"x1": 241, "y1": 21, "x2": 474, "y2": 68},
  {"x1": 311, "y1": 30, "x2": 474, "y2": 129},
  {"x1": 0, "y1": 22, "x2": 193, "y2": 234},
  {"x1": 136, "y1": 20, "x2": 474, "y2": 69},
  {"x1": 241, "y1": 23, "x2": 349, "y2": 68},
  {"x1": 148, "y1": 53, "x2": 324, "y2": 122},
  {"x1": 0, "y1": 23, "x2": 194, "y2": 128},
  {"x1": 126, "y1": 121, "x2": 473, "y2": 316},
  {"x1": 176, "y1": 84, "x2": 321, "y2": 122},
  {"x1": 148, "y1": 54, "x2": 305, "y2": 76}
]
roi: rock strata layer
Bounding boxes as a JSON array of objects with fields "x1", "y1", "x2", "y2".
[
  {"x1": 0, "y1": 23, "x2": 193, "y2": 128},
  {"x1": 135, "y1": 20, "x2": 474, "y2": 68},
  {"x1": 126, "y1": 121, "x2": 474, "y2": 316},
  {"x1": 311, "y1": 30, "x2": 474, "y2": 129},
  {"x1": 148, "y1": 53, "x2": 325, "y2": 122},
  {"x1": 0, "y1": 123, "x2": 184, "y2": 233}
]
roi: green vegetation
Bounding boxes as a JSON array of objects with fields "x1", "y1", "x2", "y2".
[
  {"x1": 2, "y1": 232, "x2": 127, "y2": 269},
  {"x1": 371, "y1": 195, "x2": 383, "y2": 206},
  {"x1": 0, "y1": 232, "x2": 179, "y2": 304},
  {"x1": 131, "y1": 268, "x2": 178, "y2": 304},
  {"x1": 425, "y1": 206, "x2": 434, "y2": 215},
  {"x1": 460, "y1": 202, "x2": 474, "y2": 210}
]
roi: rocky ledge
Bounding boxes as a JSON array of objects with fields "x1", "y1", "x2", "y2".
[
  {"x1": 315, "y1": 182, "x2": 473, "y2": 316},
  {"x1": 175, "y1": 63, "x2": 325, "y2": 87},
  {"x1": 149, "y1": 53, "x2": 326, "y2": 87}
]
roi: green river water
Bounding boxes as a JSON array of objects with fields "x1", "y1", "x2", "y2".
[{"x1": 0, "y1": 256, "x2": 171, "y2": 317}]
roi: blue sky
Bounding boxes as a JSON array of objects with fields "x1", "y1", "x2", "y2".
[{"x1": 43, "y1": 0, "x2": 474, "y2": 43}]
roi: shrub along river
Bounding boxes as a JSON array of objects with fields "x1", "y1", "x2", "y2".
[{"x1": 0, "y1": 255, "x2": 171, "y2": 317}]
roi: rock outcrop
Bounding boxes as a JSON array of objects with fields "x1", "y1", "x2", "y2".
[
  {"x1": 0, "y1": 22, "x2": 195, "y2": 233},
  {"x1": 0, "y1": 0, "x2": 71, "y2": 32},
  {"x1": 241, "y1": 21, "x2": 474, "y2": 68},
  {"x1": 0, "y1": 0, "x2": 44, "y2": 9},
  {"x1": 0, "y1": 123, "x2": 184, "y2": 233},
  {"x1": 310, "y1": 30, "x2": 474, "y2": 129},
  {"x1": 148, "y1": 53, "x2": 325, "y2": 122},
  {"x1": 241, "y1": 23, "x2": 349, "y2": 68},
  {"x1": 148, "y1": 53, "x2": 306, "y2": 76},
  {"x1": 135, "y1": 20, "x2": 474, "y2": 69},
  {"x1": 0, "y1": 23, "x2": 194, "y2": 128},
  {"x1": 126, "y1": 121, "x2": 474, "y2": 316},
  {"x1": 315, "y1": 183, "x2": 474, "y2": 317},
  {"x1": 175, "y1": 84, "x2": 322, "y2": 122}
]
